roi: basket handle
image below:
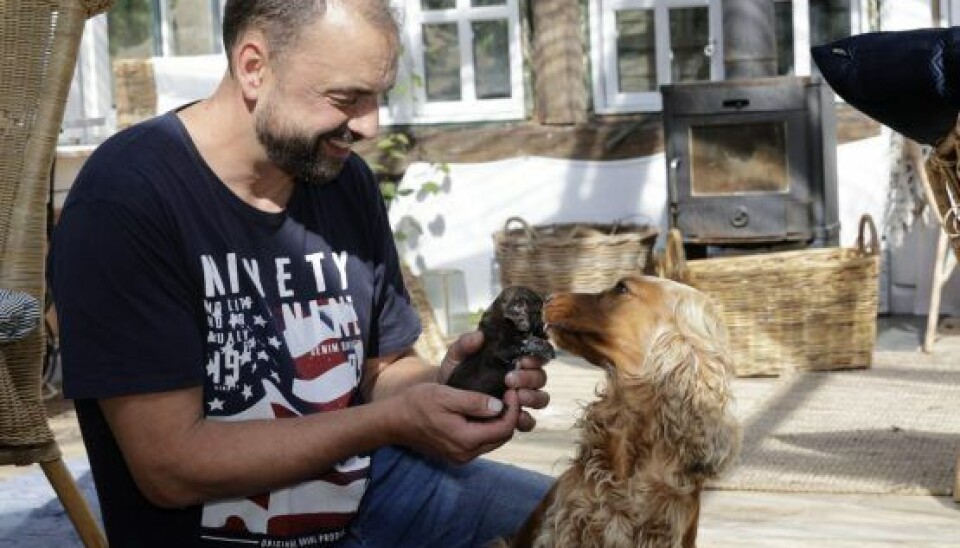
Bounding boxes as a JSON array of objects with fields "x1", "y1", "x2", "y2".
[
  {"x1": 856, "y1": 214, "x2": 880, "y2": 256},
  {"x1": 658, "y1": 229, "x2": 689, "y2": 280},
  {"x1": 503, "y1": 216, "x2": 538, "y2": 240}
]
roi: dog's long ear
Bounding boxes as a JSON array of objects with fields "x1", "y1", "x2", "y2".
[{"x1": 642, "y1": 293, "x2": 742, "y2": 479}]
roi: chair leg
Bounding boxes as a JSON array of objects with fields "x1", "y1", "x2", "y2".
[
  {"x1": 955, "y1": 451, "x2": 960, "y2": 503},
  {"x1": 923, "y1": 228, "x2": 951, "y2": 353},
  {"x1": 40, "y1": 457, "x2": 108, "y2": 548}
]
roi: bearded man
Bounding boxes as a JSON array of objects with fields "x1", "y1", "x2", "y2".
[{"x1": 49, "y1": 1, "x2": 552, "y2": 546}]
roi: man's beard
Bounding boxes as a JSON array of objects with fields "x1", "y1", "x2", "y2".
[{"x1": 254, "y1": 101, "x2": 350, "y2": 187}]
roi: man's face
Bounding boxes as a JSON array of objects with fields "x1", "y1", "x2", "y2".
[
  {"x1": 253, "y1": 92, "x2": 352, "y2": 186},
  {"x1": 253, "y1": 6, "x2": 397, "y2": 186}
]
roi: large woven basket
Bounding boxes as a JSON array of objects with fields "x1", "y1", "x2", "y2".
[
  {"x1": 494, "y1": 217, "x2": 658, "y2": 296},
  {"x1": 659, "y1": 215, "x2": 881, "y2": 377}
]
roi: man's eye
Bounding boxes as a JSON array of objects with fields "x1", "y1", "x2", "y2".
[{"x1": 330, "y1": 94, "x2": 359, "y2": 107}]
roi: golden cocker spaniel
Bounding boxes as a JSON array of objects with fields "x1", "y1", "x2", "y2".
[{"x1": 509, "y1": 275, "x2": 741, "y2": 548}]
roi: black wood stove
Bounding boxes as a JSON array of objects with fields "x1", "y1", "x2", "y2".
[{"x1": 661, "y1": 76, "x2": 839, "y2": 253}]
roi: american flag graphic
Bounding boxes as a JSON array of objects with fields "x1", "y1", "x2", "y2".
[{"x1": 199, "y1": 284, "x2": 368, "y2": 545}]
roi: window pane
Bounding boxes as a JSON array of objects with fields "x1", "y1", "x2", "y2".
[
  {"x1": 472, "y1": 0, "x2": 506, "y2": 6},
  {"x1": 422, "y1": 0, "x2": 455, "y2": 10},
  {"x1": 423, "y1": 23, "x2": 462, "y2": 101},
  {"x1": 775, "y1": 0, "x2": 794, "y2": 75},
  {"x1": 809, "y1": 0, "x2": 851, "y2": 46},
  {"x1": 669, "y1": 7, "x2": 710, "y2": 83},
  {"x1": 169, "y1": 0, "x2": 219, "y2": 55},
  {"x1": 473, "y1": 20, "x2": 511, "y2": 99},
  {"x1": 108, "y1": 0, "x2": 159, "y2": 59},
  {"x1": 616, "y1": 9, "x2": 656, "y2": 93}
]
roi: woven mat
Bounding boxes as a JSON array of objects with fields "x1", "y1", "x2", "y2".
[{"x1": 708, "y1": 353, "x2": 960, "y2": 495}]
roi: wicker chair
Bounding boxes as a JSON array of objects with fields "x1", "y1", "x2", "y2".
[{"x1": 0, "y1": 1, "x2": 112, "y2": 546}]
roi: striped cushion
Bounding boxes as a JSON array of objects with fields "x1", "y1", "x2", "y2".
[{"x1": 0, "y1": 289, "x2": 40, "y2": 343}]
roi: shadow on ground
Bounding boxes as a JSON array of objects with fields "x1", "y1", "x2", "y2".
[{"x1": 0, "y1": 460, "x2": 101, "y2": 548}]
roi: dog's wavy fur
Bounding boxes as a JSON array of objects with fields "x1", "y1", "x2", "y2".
[{"x1": 506, "y1": 276, "x2": 741, "y2": 548}]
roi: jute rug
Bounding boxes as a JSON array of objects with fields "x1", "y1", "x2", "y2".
[{"x1": 708, "y1": 353, "x2": 960, "y2": 495}]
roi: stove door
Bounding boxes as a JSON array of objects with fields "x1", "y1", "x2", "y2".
[{"x1": 667, "y1": 109, "x2": 812, "y2": 243}]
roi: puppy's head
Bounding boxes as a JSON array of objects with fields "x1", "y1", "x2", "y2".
[{"x1": 484, "y1": 286, "x2": 546, "y2": 336}]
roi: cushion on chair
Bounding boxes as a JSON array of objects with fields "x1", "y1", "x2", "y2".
[
  {"x1": 812, "y1": 27, "x2": 960, "y2": 145},
  {"x1": 0, "y1": 289, "x2": 40, "y2": 344}
]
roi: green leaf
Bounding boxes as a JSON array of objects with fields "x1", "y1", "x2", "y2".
[{"x1": 420, "y1": 182, "x2": 441, "y2": 194}]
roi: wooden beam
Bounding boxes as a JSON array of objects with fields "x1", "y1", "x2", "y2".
[
  {"x1": 530, "y1": 0, "x2": 588, "y2": 125},
  {"x1": 360, "y1": 104, "x2": 880, "y2": 177}
]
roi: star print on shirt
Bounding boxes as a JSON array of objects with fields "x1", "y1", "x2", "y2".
[{"x1": 208, "y1": 397, "x2": 225, "y2": 411}]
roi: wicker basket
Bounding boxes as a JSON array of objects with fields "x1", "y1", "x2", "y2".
[
  {"x1": 659, "y1": 215, "x2": 881, "y2": 377},
  {"x1": 494, "y1": 217, "x2": 658, "y2": 297}
]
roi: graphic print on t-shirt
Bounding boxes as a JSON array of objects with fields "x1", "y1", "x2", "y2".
[{"x1": 197, "y1": 251, "x2": 367, "y2": 546}]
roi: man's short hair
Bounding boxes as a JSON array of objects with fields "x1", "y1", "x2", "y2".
[{"x1": 222, "y1": 0, "x2": 400, "y2": 73}]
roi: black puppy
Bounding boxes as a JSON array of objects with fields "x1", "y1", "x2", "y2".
[{"x1": 445, "y1": 286, "x2": 554, "y2": 399}]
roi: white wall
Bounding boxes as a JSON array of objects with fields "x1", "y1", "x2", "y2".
[
  {"x1": 881, "y1": 0, "x2": 935, "y2": 29},
  {"x1": 390, "y1": 156, "x2": 668, "y2": 312},
  {"x1": 390, "y1": 131, "x2": 960, "y2": 317}
]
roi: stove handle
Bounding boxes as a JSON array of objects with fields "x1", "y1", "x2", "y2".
[
  {"x1": 722, "y1": 98, "x2": 750, "y2": 110},
  {"x1": 668, "y1": 157, "x2": 680, "y2": 225},
  {"x1": 668, "y1": 157, "x2": 680, "y2": 198}
]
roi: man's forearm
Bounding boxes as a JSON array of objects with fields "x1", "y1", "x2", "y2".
[
  {"x1": 100, "y1": 387, "x2": 407, "y2": 509},
  {"x1": 362, "y1": 351, "x2": 440, "y2": 402}
]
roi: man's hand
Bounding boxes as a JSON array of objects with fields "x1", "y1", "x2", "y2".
[
  {"x1": 390, "y1": 383, "x2": 522, "y2": 464},
  {"x1": 438, "y1": 331, "x2": 551, "y2": 433}
]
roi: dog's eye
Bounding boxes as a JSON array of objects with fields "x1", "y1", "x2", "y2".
[{"x1": 613, "y1": 281, "x2": 630, "y2": 295}]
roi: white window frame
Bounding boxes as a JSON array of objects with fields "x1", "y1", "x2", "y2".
[
  {"x1": 157, "y1": 0, "x2": 224, "y2": 56},
  {"x1": 589, "y1": 0, "x2": 873, "y2": 113},
  {"x1": 382, "y1": 0, "x2": 525, "y2": 125},
  {"x1": 590, "y1": 0, "x2": 723, "y2": 114},
  {"x1": 942, "y1": 0, "x2": 959, "y2": 25},
  {"x1": 62, "y1": 14, "x2": 113, "y2": 145},
  {"x1": 789, "y1": 0, "x2": 874, "y2": 75}
]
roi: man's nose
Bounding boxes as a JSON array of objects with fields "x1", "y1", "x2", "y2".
[{"x1": 346, "y1": 102, "x2": 380, "y2": 142}]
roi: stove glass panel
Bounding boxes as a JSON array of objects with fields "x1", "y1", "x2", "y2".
[{"x1": 689, "y1": 121, "x2": 789, "y2": 195}]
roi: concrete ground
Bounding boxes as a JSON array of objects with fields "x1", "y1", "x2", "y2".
[{"x1": 0, "y1": 315, "x2": 957, "y2": 547}]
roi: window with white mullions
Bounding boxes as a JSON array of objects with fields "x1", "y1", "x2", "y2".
[
  {"x1": 591, "y1": 0, "x2": 872, "y2": 113},
  {"x1": 615, "y1": 8, "x2": 657, "y2": 93},
  {"x1": 107, "y1": 0, "x2": 222, "y2": 59},
  {"x1": 384, "y1": 0, "x2": 524, "y2": 124},
  {"x1": 667, "y1": 5, "x2": 713, "y2": 84},
  {"x1": 773, "y1": 0, "x2": 878, "y2": 77},
  {"x1": 591, "y1": 0, "x2": 722, "y2": 113}
]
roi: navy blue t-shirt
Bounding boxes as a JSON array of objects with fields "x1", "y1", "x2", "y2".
[{"x1": 49, "y1": 111, "x2": 421, "y2": 547}]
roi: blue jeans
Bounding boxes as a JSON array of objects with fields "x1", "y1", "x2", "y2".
[{"x1": 338, "y1": 446, "x2": 552, "y2": 548}]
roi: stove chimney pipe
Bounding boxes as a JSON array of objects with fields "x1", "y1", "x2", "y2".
[{"x1": 722, "y1": 0, "x2": 777, "y2": 79}]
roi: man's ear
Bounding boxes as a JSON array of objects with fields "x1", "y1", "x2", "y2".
[{"x1": 234, "y1": 30, "x2": 269, "y2": 102}]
